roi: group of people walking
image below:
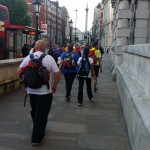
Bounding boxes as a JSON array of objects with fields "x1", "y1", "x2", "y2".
[{"x1": 17, "y1": 39, "x2": 103, "y2": 146}]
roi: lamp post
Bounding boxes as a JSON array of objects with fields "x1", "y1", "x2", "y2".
[
  {"x1": 75, "y1": 8, "x2": 78, "y2": 43},
  {"x1": 32, "y1": 0, "x2": 41, "y2": 42},
  {"x1": 55, "y1": 0, "x2": 58, "y2": 44},
  {"x1": 69, "y1": 19, "x2": 73, "y2": 44}
]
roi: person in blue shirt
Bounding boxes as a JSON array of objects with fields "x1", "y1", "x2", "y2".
[
  {"x1": 53, "y1": 42, "x2": 63, "y2": 65},
  {"x1": 59, "y1": 44, "x2": 79, "y2": 102}
]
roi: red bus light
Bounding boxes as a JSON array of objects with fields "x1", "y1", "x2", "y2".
[{"x1": 29, "y1": 31, "x2": 36, "y2": 35}]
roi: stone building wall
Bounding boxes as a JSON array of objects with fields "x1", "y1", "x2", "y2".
[{"x1": 110, "y1": 0, "x2": 150, "y2": 80}]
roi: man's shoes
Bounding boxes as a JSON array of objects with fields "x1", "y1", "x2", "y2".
[
  {"x1": 32, "y1": 138, "x2": 45, "y2": 146},
  {"x1": 89, "y1": 98, "x2": 94, "y2": 102},
  {"x1": 65, "y1": 96, "x2": 70, "y2": 102},
  {"x1": 78, "y1": 103, "x2": 83, "y2": 106},
  {"x1": 94, "y1": 88, "x2": 98, "y2": 93}
]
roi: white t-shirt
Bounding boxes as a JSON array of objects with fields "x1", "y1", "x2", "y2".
[
  {"x1": 77, "y1": 57, "x2": 93, "y2": 78},
  {"x1": 20, "y1": 51, "x2": 59, "y2": 95},
  {"x1": 80, "y1": 50, "x2": 84, "y2": 57}
]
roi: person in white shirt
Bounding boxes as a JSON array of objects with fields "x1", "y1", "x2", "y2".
[
  {"x1": 79, "y1": 45, "x2": 85, "y2": 57},
  {"x1": 17, "y1": 40, "x2": 60, "y2": 146},
  {"x1": 77, "y1": 48, "x2": 96, "y2": 106}
]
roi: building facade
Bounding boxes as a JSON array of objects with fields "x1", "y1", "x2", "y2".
[
  {"x1": 92, "y1": 4, "x2": 101, "y2": 44},
  {"x1": 110, "y1": 0, "x2": 150, "y2": 79},
  {"x1": 25, "y1": 0, "x2": 68, "y2": 45},
  {"x1": 101, "y1": 0, "x2": 113, "y2": 50}
]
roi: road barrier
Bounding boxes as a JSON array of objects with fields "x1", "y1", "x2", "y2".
[{"x1": 0, "y1": 58, "x2": 23, "y2": 95}]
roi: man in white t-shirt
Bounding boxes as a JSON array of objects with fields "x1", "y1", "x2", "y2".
[{"x1": 17, "y1": 40, "x2": 60, "y2": 146}]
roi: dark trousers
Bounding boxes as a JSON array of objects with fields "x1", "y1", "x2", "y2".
[
  {"x1": 78, "y1": 76, "x2": 93, "y2": 104},
  {"x1": 29, "y1": 93, "x2": 53, "y2": 142},
  {"x1": 64, "y1": 72, "x2": 77, "y2": 98}
]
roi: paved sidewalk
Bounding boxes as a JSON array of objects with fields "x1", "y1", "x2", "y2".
[{"x1": 0, "y1": 54, "x2": 131, "y2": 150}]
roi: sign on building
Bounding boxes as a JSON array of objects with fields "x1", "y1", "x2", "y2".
[
  {"x1": 41, "y1": 24, "x2": 47, "y2": 35},
  {"x1": 41, "y1": 24, "x2": 47, "y2": 29}
]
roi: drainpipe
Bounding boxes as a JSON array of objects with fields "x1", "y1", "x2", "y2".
[{"x1": 130, "y1": 0, "x2": 137, "y2": 45}]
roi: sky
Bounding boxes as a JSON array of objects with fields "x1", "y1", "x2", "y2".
[{"x1": 58, "y1": 0, "x2": 101, "y2": 32}]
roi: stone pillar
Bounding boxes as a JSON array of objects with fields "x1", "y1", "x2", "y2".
[
  {"x1": 111, "y1": 0, "x2": 131, "y2": 80},
  {"x1": 134, "y1": 0, "x2": 149, "y2": 44}
]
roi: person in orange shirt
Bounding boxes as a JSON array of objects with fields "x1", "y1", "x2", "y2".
[{"x1": 74, "y1": 43, "x2": 81, "y2": 56}]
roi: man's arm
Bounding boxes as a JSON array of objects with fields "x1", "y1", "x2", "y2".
[
  {"x1": 51, "y1": 71, "x2": 61, "y2": 94},
  {"x1": 17, "y1": 67, "x2": 22, "y2": 75},
  {"x1": 90, "y1": 63, "x2": 96, "y2": 80},
  {"x1": 99, "y1": 57, "x2": 102, "y2": 73},
  {"x1": 59, "y1": 59, "x2": 63, "y2": 70}
]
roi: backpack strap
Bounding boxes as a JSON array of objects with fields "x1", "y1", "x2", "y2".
[
  {"x1": 24, "y1": 91, "x2": 28, "y2": 107},
  {"x1": 29, "y1": 53, "x2": 34, "y2": 59},
  {"x1": 76, "y1": 57, "x2": 84, "y2": 78},
  {"x1": 29, "y1": 53, "x2": 46, "y2": 60},
  {"x1": 39, "y1": 54, "x2": 50, "y2": 89},
  {"x1": 39, "y1": 53, "x2": 47, "y2": 60}
]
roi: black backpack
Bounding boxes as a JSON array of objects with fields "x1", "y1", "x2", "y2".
[
  {"x1": 77, "y1": 57, "x2": 90, "y2": 77},
  {"x1": 22, "y1": 54, "x2": 50, "y2": 89}
]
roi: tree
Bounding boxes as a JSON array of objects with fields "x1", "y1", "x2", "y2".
[{"x1": 0, "y1": 0, "x2": 31, "y2": 26}]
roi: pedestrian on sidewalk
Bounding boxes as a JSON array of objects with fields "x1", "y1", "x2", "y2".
[
  {"x1": 53, "y1": 42, "x2": 63, "y2": 66},
  {"x1": 21, "y1": 44, "x2": 29, "y2": 57},
  {"x1": 17, "y1": 40, "x2": 60, "y2": 146},
  {"x1": 45, "y1": 41, "x2": 55, "y2": 58},
  {"x1": 59, "y1": 44, "x2": 79, "y2": 102},
  {"x1": 77, "y1": 48, "x2": 96, "y2": 106},
  {"x1": 89, "y1": 42, "x2": 102, "y2": 93},
  {"x1": 74, "y1": 43, "x2": 81, "y2": 56}
]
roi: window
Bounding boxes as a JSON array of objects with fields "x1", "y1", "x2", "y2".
[
  {"x1": 0, "y1": 7, "x2": 9, "y2": 22},
  {"x1": 0, "y1": 37, "x2": 4, "y2": 48}
]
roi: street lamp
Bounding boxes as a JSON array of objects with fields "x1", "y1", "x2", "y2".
[
  {"x1": 32, "y1": 0, "x2": 41, "y2": 42},
  {"x1": 75, "y1": 8, "x2": 78, "y2": 43},
  {"x1": 69, "y1": 19, "x2": 73, "y2": 44},
  {"x1": 55, "y1": 0, "x2": 58, "y2": 44}
]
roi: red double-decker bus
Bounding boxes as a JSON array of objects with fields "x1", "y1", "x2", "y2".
[
  {"x1": 0, "y1": 4, "x2": 44, "y2": 60},
  {"x1": 0, "y1": 4, "x2": 9, "y2": 59},
  {"x1": 0, "y1": 4, "x2": 27, "y2": 59}
]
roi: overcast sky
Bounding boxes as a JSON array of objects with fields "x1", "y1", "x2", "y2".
[{"x1": 58, "y1": 0, "x2": 101, "y2": 32}]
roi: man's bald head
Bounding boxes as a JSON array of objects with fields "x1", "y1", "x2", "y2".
[{"x1": 35, "y1": 40, "x2": 46, "y2": 52}]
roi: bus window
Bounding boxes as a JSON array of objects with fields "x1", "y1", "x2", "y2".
[
  {"x1": 0, "y1": 37, "x2": 4, "y2": 48},
  {"x1": 0, "y1": 5, "x2": 9, "y2": 22}
]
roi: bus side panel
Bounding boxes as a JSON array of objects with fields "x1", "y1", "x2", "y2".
[{"x1": 0, "y1": 31, "x2": 5, "y2": 60}]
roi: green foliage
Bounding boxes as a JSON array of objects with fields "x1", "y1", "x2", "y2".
[{"x1": 0, "y1": 0, "x2": 31, "y2": 26}]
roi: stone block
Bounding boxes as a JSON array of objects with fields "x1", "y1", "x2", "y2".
[
  {"x1": 116, "y1": 28, "x2": 130, "y2": 37},
  {"x1": 118, "y1": 0, "x2": 130, "y2": 9},
  {"x1": 117, "y1": 19, "x2": 129, "y2": 28},
  {"x1": 116, "y1": 37, "x2": 128, "y2": 46},
  {"x1": 136, "y1": 10, "x2": 149, "y2": 19},
  {"x1": 134, "y1": 28, "x2": 147, "y2": 38},
  {"x1": 115, "y1": 46, "x2": 123, "y2": 55},
  {"x1": 115, "y1": 54, "x2": 123, "y2": 66},
  {"x1": 137, "y1": 0, "x2": 148, "y2": 9},
  {"x1": 116, "y1": 10, "x2": 131, "y2": 19},
  {"x1": 134, "y1": 38, "x2": 147, "y2": 44},
  {"x1": 135, "y1": 19, "x2": 148, "y2": 28}
]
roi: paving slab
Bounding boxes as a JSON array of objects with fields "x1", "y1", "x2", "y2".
[{"x1": 0, "y1": 54, "x2": 131, "y2": 150}]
